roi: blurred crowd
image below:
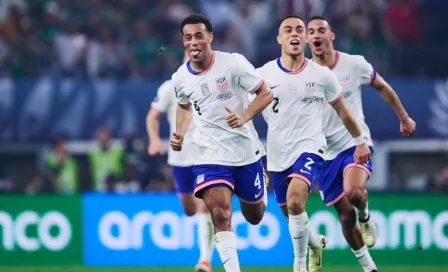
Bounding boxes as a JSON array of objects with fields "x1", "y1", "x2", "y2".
[
  {"x1": 0, "y1": 0, "x2": 447, "y2": 79},
  {"x1": 23, "y1": 127, "x2": 176, "y2": 194}
]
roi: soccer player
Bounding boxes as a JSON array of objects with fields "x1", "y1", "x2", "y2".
[
  {"x1": 257, "y1": 15, "x2": 371, "y2": 272},
  {"x1": 169, "y1": 14, "x2": 273, "y2": 272},
  {"x1": 307, "y1": 16, "x2": 416, "y2": 272},
  {"x1": 146, "y1": 52, "x2": 214, "y2": 272}
]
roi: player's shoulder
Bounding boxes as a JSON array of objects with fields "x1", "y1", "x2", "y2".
[
  {"x1": 158, "y1": 79, "x2": 173, "y2": 90},
  {"x1": 256, "y1": 59, "x2": 277, "y2": 74},
  {"x1": 156, "y1": 79, "x2": 174, "y2": 95},
  {"x1": 307, "y1": 58, "x2": 333, "y2": 75},
  {"x1": 171, "y1": 63, "x2": 189, "y2": 84},
  {"x1": 338, "y1": 51, "x2": 368, "y2": 66},
  {"x1": 213, "y1": 50, "x2": 243, "y2": 62}
]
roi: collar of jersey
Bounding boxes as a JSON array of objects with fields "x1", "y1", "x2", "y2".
[
  {"x1": 276, "y1": 57, "x2": 307, "y2": 74},
  {"x1": 310, "y1": 51, "x2": 340, "y2": 70},
  {"x1": 187, "y1": 52, "x2": 215, "y2": 76}
]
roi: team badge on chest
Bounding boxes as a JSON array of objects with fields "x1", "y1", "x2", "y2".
[
  {"x1": 215, "y1": 76, "x2": 229, "y2": 91},
  {"x1": 305, "y1": 81, "x2": 315, "y2": 95},
  {"x1": 339, "y1": 75, "x2": 350, "y2": 89}
]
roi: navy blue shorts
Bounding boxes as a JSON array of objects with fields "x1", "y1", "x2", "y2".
[
  {"x1": 193, "y1": 159, "x2": 265, "y2": 204},
  {"x1": 271, "y1": 153, "x2": 324, "y2": 206},
  {"x1": 318, "y1": 146, "x2": 374, "y2": 206},
  {"x1": 172, "y1": 166, "x2": 195, "y2": 194}
]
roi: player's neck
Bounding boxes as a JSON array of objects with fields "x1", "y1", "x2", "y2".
[
  {"x1": 279, "y1": 54, "x2": 305, "y2": 72},
  {"x1": 313, "y1": 50, "x2": 337, "y2": 69},
  {"x1": 190, "y1": 50, "x2": 214, "y2": 72}
]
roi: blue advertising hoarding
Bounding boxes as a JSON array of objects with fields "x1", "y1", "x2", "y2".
[
  {"x1": 81, "y1": 193, "x2": 448, "y2": 267},
  {"x1": 1, "y1": 77, "x2": 448, "y2": 141},
  {"x1": 82, "y1": 193, "x2": 291, "y2": 267}
]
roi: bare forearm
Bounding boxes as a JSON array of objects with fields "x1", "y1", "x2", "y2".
[
  {"x1": 377, "y1": 85, "x2": 408, "y2": 121},
  {"x1": 340, "y1": 111, "x2": 362, "y2": 138},
  {"x1": 176, "y1": 104, "x2": 192, "y2": 135},
  {"x1": 372, "y1": 75, "x2": 408, "y2": 121},
  {"x1": 242, "y1": 84, "x2": 273, "y2": 122},
  {"x1": 146, "y1": 109, "x2": 161, "y2": 142}
]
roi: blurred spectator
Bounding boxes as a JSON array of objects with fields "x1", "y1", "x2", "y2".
[
  {"x1": 28, "y1": 136, "x2": 78, "y2": 194},
  {"x1": 128, "y1": 18, "x2": 161, "y2": 78},
  {"x1": 87, "y1": 27, "x2": 130, "y2": 79},
  {"x1": 0, "y1": 0, "x2": 444, "y2": 78},
  {"x1": 88, "y1": 127, "x2": 125, "y2": 192},
  {"x1": 54, "y1": 23, "x2": 88, "y2": 77},
  {"x1": 342, "y1": 8, "x2": 390, "y2": 73}
]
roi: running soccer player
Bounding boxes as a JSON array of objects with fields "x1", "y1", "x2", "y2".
[
  {"x1": 146, "y1": 53, "x2": 214, "y2": 272},
  {"x1": 257, "y1": 15, "x2": 371, "y2": 272},
  {"x1": 170, "y1": 14, "x2": 273, "y2": 272},
  {"x1": 307, "y1": 16, "x2": 416, "y2": 272}
]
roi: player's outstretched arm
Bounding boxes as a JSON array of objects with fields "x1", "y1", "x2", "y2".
[
  {"x1": 170, "y1": 103, "x2": 192, "y2": 151},
  {"x1": 331, "y1": 98, "x2": 371, "y2": 164},
  {"x1": 146, "y1": 108, "x2": 165, "y2": 155},
  {"x1": 241, "y1": 83, "x2": 274, "y2": 123},
  {"x1": 370, "y1": 74, "x2": 416, "y2": 136}
]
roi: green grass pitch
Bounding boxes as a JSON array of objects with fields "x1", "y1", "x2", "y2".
[{"x1": 4, "y1": 267, "x2": 448, "y2": 272}]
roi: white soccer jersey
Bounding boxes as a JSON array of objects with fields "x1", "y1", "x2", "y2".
[
  {"x1": 321, "y1": 51, "x2": 376, "y2": 160},
  {"x1": 257, "y1": 58, "x2": 342, "y2": 172},
  {"x1": 172, "y1": 51, "x2": 265, "y2": 166},
  {"x1": 151, "y1": 80, "x2": 195, "y2": 166}
]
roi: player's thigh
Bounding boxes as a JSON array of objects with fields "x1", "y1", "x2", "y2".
[
  {"x1": 318, "y1": 157, "x2": 345, "y2": 206},
  {"x1": 234, "y1": 158, "x2": 265, "y2": 205},
  {"x1": 172, "y1": 166, "x2": 195, "y2": 194},
  {"x1": 288, "y1": 153, "x2": 324, "y2": 203},
  {"x1": 234, "y1": 159, "x2": 266, "y2": 223},
  {"x1": 192, "y1": 164, "x2": 235, "y2": 229},
  {"x1": 202, "y1": 186, "x2": 233, "y2": 230},
  {"x1": 172, "y1": 166, "x2": 197, "y2": 216},
  {"x1": 342, "y1": 146, "x2": 374, "y2": 192},
  {"x1": 271, "y1": 169, "x2": 291, "y2": 207},
  {"x1": 333, "y1": 195, "x2": 357, "y2": 224},
  {"x1": 192, "y1": 164, "x2": 235, "y2": 199},
  {"x1": 194, "y1": 196, "x2": 208, "y2": 213}
]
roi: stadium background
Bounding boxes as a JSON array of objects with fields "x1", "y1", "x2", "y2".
[{"x1": 0, "y1": 0, "x2": 447, "y2": 271}]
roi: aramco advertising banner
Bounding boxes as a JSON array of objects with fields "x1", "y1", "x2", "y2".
[
  {"x1": 0, "y1": 194, "x2": 446, "y2": 266},
  {"x1": 81, "y1": 193, "x2": 448, "y2": 267}
]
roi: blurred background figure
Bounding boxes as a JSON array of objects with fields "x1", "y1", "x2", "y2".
[
  {"x1": 27, "y1": 136, "x2": 78, "y2": 194},
  {"x1": 88, "y1": 127, "x2": 124, "y2": 192}
]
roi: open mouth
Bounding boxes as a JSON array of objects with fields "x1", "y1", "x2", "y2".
[
  {"x1": 190, "y1": 49, "x2": 201, "y2": 57},
  {"x1": 290, "y1": 40, "x2": 300, "y2": 46},
  {"x1": 313, "y1": 41, "x2": 322, "y2": 47}
]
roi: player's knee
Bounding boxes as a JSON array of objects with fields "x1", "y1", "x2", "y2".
[
  {"x1": 286, "y1": 194, "x2": 305, "y2": 214},
  {"x1": 183, "y1": 206, "x2": 197, "y2": 217},
  {"x1": 245, "y1": 213, "x2": 263, "y2": 225},
  {"x1": 210, "y1": 205, "x2": 232, "y2": 230},
  {"x1": 345, "y1": 187, "x2": 365, "y2": 206},
  {"x1": 338, "y1": 207, "x2": 357, "y2": 228},
  {"x1": 243, "y1": 205, "x2": 264, "y2": 225}
]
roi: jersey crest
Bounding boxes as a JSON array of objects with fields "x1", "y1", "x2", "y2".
[{"x1": 215, "y1": 76, "x2": 229, "y2": 91}]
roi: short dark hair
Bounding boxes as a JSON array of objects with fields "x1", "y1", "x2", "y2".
[
  {"x1": 307, "y1": 15, "x2": 333, "y2": 31},
  {"x1": 180, "y1": 13, "x2": 213, "y2": 34},
  {"x1": 277, "y1": 15, "x2": 305, "y2": 30}
]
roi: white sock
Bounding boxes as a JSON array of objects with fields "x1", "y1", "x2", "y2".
[
  {"x1": 306, "y1": 220, "x2": 320, "y2": 249},
  {"x1": 356, "y1": 202, "x2": 369, "y2": 221},
  {"x1": 352, "y1": 245, "x2": 377, "y2": 272},
  {"x1": 198, "y1": 213, "x2": 214, "y2": 263},
  {"x1": 289, "y1": 212, "x2": 309, "y2": 269},
  {"x1": 215, "y1": 231, "x2": 240, "y2": 272}
]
